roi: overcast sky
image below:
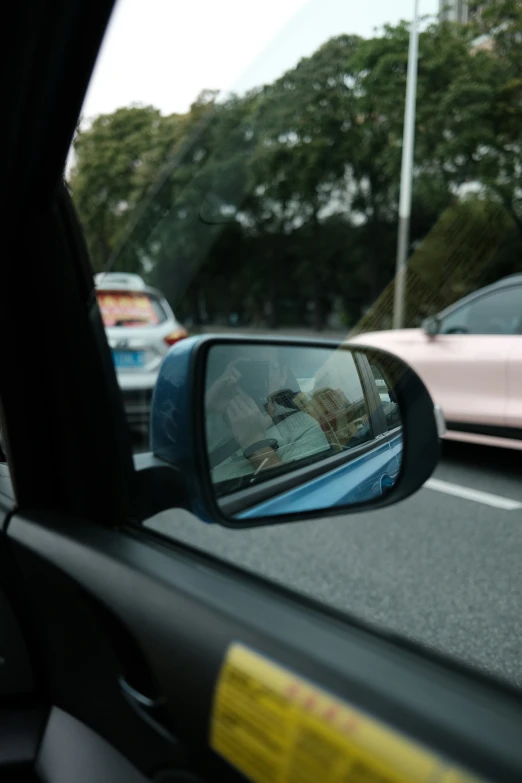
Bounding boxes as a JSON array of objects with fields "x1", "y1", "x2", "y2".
[{"x1": 82, "y1": 0, "x2": 439, "y2": 121}]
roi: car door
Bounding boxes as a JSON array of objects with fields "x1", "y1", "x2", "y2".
[
  {"x1": 506, "y1": 347, "x2": 522, "y2": 434},
  {"x1": 415, "y1": 287, "x2": 522, "y2": 429},
  {"x1": 504, "y1": 292, "x2": 522, "y2": 434}
]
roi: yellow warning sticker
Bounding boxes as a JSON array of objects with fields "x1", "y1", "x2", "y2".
[{"x1": 211, "y1": 644, "x2": 484, "y2": 783}]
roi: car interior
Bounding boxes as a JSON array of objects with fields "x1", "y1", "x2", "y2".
[{"x1": 1, "y1": 0, "x2": 522, "y2": 781}]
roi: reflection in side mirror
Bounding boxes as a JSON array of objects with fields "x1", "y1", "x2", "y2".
[
  {"x1": 205, "y1": 343, "x2": 401, "y2": 515},
  {"x1": 147, "y1": 336, "x2": 441, "y2": 528}
]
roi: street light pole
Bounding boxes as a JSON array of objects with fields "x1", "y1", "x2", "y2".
[{"x1": 393, "y1": 0, "x2": 420, "y2": 329}]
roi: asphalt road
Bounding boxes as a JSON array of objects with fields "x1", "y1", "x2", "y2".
[{"x1": 137, "y1": 433, "x2": 522, "y2": 689}]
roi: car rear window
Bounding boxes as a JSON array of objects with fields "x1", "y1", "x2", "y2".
[{"x1": 96, "y1": 291, "x2": 168, "y2": 327}]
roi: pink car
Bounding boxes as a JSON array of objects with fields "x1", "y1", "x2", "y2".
[{"x1": 353, "y1": 275, "x2": 522, "y2": 451}]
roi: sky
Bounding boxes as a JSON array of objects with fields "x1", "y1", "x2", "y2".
[{"x1": 81, "y1": 0, "x2": 439, "y2": 122}]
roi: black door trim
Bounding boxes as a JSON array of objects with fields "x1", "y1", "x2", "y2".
[{"x1": 8, "y1": 510, "x2": 522, "y2": 783}]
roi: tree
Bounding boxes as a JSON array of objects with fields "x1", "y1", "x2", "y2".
[
  {"x1": 68, "y1": 6, "x2": 522, "y2": 330},
  {"x1": 70, "y1": 105, "x2": 187, "y2": 272}
]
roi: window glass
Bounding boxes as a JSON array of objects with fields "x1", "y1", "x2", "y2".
[
  {"x1": 96, "y1": 291, "x2": 168, "y2": 327},
  {"x1": 69, "y1": 0, "x2": 522, "y2": 688},
  {"x1": 440, "y1": 288, "x2": 522, "y2": 335},
  {"x1": 370, "y1": 363, "x2": 401, "y2": 431}
]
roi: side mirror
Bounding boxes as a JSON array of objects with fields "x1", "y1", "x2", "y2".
[
  {"x1": 140, "y1": 336, "x2": 442, "y2": 527},
  {"x1": 423, "y1": 316, "x2": 441, "y2": 337}
]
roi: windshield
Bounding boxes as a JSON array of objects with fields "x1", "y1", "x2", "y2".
[
  {"x1": 69, "y1": 0, "x2": 522, "y2": 690},
  {"x1": 96, "y1": 291, "x2": 167, "y2": 327}
]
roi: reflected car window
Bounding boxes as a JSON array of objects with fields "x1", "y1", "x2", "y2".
[{"x1": 370, "y1": 363, "x2": 401, "y2": 432}]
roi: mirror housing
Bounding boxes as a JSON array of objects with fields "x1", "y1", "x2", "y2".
[
  {"x1": 143, "y1": 335, "x2": 441, "y2": 528},
  {"x1": 423, "y1": 315, "x2": 441, "y2": 337}
]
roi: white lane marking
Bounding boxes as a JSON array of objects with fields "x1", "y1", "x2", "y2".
[{"x1": 424, "y1": 478, "x2": 522, "y2": 511}]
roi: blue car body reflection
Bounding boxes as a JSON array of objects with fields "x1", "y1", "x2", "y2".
[{"x1": 236, "y1": 436, "x2": 401, "y2": 519}]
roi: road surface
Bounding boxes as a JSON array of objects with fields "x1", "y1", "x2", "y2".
[{"x1": 137, "y1": 434, "x2": 522, "y2": 689}]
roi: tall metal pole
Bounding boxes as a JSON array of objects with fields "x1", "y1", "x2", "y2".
[{"x1": 393, "y1": 0, "x2": 420, "y2": 329}]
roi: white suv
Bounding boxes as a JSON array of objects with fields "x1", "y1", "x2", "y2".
[{"x1": 95, "y1": 273, "x2": 188, "y2": 426}]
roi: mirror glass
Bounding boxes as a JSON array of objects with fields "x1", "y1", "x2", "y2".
[{"x1": 204, "y1": 342, "x2": 403, "y2": 516}]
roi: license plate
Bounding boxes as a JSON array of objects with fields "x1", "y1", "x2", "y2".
[{"x1": 113, "y1": 350, "x2": 145, "y2": 369}]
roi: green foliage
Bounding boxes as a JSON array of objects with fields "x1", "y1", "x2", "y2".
[{"x1": 69, "y1": 5, "x2": 522, "y2": 329}]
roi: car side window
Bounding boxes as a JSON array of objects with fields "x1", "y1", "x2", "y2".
[
  {"x1": 440, "y1": 287, "x2": 522, "y2": 335},
  {"x1": 369, "y1": 363, "x2": 401, "y2": 432},
  {"x1": 308, "y1": 351, "x2": 373, "y2": 453},
  {"x1": 205, "y1": 346, "x2": 373, "y2": 498}
]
